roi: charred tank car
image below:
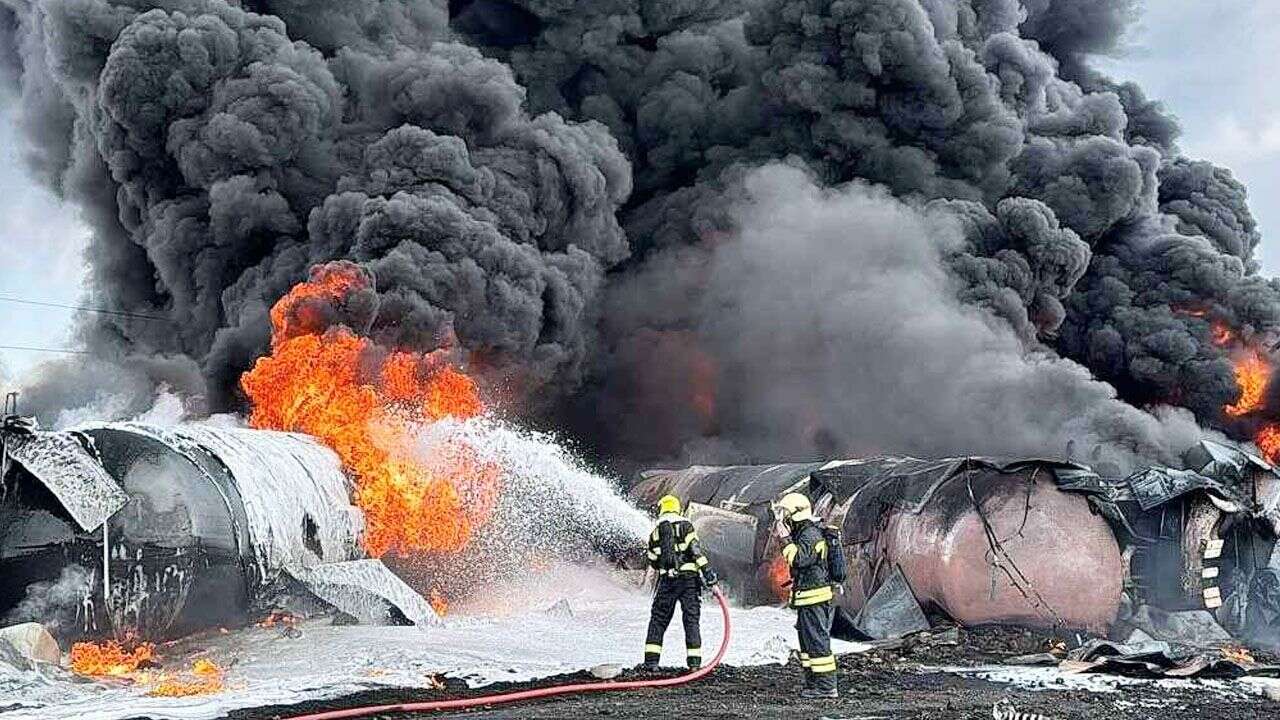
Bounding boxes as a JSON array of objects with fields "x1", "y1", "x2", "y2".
[
  {"x1": 631, "y1": 444, "x2": 1280, "y2": 645},
  {"x1": 0, "y1": 416, "x2": 433, "y2": 643},
  {"x1": 631, "y1": 457, "x2": 1124, "y2": 639}
]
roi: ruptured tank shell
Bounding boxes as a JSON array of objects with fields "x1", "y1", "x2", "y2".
[
  {"x1": 1, "y1": 421, "x2": 362, "y2": 640},
  {"x1": 81, "y1": 423, "x2": 364, "y2": 638},
  {"x1": 631, "y1": 456, "x2": 1124, "y2": 635}
]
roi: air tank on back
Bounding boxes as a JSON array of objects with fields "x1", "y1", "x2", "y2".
[{"x1": 630, "y1": 456, "x2": 1123, "y2": 635}]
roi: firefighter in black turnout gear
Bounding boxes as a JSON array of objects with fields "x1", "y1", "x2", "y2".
[
  {"x1": 775, "y1": 492, "x2": 839, "y2": 699},
  {"x1": 643, "y1": 495, "x2": 719, "y2": 671}
]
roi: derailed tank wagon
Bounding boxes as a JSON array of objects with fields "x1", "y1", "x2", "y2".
[
  {"x1": 631, "y1": 444, "x2": 1280, "y2": 645},
  {"x1": 0, "y1": 416, "x2": 435, "y2": 642}
]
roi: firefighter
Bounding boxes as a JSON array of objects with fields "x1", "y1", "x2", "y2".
[
  {"x1": 642, "y1": 494, "x2": 718, "y2": 671},
  {"x1": 774, "y1": 492, "x2": 838, "y2": 699}
]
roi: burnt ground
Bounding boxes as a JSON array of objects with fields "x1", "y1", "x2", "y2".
[{"x1": 224, "y1": 627, "x2": 1280, "y2": 720}]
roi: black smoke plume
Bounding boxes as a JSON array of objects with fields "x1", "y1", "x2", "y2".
[{"x1": 1, "y1": 1, "x2": 1275, "y2": 471}]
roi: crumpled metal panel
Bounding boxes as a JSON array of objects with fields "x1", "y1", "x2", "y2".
[
  {"x1": 3, "y1": 429, "x2": 127, "y2": 531},
  {"x1": 852, "y1": 565, "x2": 930, "y2": 640},
  {"x1": 288, "y1": 559, "x2": 440, "y2": 627},
  {"x1": 1125, "y1": 466, "x2": 1248, "y2": 511},
  {"x1": 1184, "y1": 439, "x2": 1273, "y2": 481}
]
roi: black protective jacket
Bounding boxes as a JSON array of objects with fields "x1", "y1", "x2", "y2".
[
  {"x1": 646, "y1": 512, "x2": 716, "y2": 583},
  {"x1": 783, "y1": 519, "x2": 833, "y2": 607}
]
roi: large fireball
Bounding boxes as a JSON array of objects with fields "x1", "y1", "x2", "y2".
[{"x1": 241, "y1": 262, "x2": 498, "y2": 557}]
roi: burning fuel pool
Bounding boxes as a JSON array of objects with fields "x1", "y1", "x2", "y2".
[{"x1": 66, "y1": 640, "x2": 225, "y2": 699}]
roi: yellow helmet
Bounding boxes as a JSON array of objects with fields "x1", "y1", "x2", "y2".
[
  {"x1": 775, "y1": 492, "x2": 813, "y2": 523},
  {"x1": 657, "y1": 495, "x2": 682, "y2": 515}
]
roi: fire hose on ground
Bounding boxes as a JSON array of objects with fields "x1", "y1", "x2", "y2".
[{"x1": 284, "y1": 586, "x2": 732, "y2": 720}]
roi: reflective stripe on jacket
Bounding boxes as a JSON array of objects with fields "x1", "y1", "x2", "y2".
[{"x1": 647, "y1": 513, "x2": 710, "y2": 576}]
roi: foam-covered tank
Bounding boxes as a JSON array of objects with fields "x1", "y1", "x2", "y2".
[
  {"x1": 1, "y1": 420, "x2": 363, "y2": 639},
  {"x1": 631, "y1": 456, "x2": 1123, "y2": 635}
]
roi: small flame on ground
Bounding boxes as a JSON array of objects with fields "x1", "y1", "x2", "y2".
[
  {"x1": 147, "y1": 659, "x2": 226, "y2": 697},
  {"x1": 70, "y1": 641, "x2": 225, "y2": 697},
  {"x1": 257, "y1": 611, "x2": 299, "y2": 629},
  {"x1": 1222, "y1": 644, "x2": 1255, "y2": 664},
  {"x1": 242, "y1": 263, "x2": 498, "y2": 557},
  {"x1": 70, "y1": 640, "x2": 154, "y2": 678}
]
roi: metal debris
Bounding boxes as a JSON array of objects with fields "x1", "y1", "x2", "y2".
[
  {"x1": 287, "y1": 560, "x2": 440, "y2": 627},
  {"x1": 852, "y1": 565, "x2": 930, "y2": 640},
  {"x1": 2, "y1": 425, "x2": 127, "y2": 531}
]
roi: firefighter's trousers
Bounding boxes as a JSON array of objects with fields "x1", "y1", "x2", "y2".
[
  {"x1": 796, "y1": 601, "x2": 837, "y2": 693},
  {"x1": 644, "y1": 573, "x2": 702, "y2": 668}
]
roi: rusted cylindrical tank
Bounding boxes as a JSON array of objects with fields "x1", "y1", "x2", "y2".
[
  {"x1": 881, "y1": 470, "x2": 1120, "y2": 632},
  {"x1": 632, "y1": 456, "x2": 1123, "y2": 634}
]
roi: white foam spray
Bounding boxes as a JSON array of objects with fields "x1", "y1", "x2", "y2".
[{"x1": 401, "y1": 417, "x2": 651, "y2": 598}]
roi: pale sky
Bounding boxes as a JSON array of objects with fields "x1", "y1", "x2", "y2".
[
  {"x1": 0, "y1": 1, "x2": 1277, "y2": 379},
  {"x1": 0, "y1": 99, "x2": 90, "y2": 381},
  {"x1": 1093, "y1": 0, "x2": 1280, "y2": 274}
]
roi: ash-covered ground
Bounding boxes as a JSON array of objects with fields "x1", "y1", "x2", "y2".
[
  {"x1": 230, "y1": 626, "x2": 1280, "y2": 720},
  {"x1": 7, "y1": 564, "x2": 1276, "y2": 720}
]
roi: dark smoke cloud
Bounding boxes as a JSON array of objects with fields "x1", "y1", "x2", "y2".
[
  {"x1": 596, "y1": 163, "x2": 1204, "y2": 469},
  {"x1": 1, "y1": 1, "x2": 1276, "y2": 471},
  {"x1": 3, "y1": 0, "x2": 629, "y2": 413},
  {"x1": 1018, "y1": 0, "x2": 1141, "y2": 80}
]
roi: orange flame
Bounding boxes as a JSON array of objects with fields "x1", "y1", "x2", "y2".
[
  {"x1": 1257, "y1": 424, "x2": 1280, "y2": 464},
  {"x1": 70, "y1": 640, "x2": 154, "y2": 678},
  {"x1": 1225, "y1": 350, "x2": 1270, "y2": 418},
  {"x1": 71, "y1": 640, "x2": 224, "y2": 697},
  {"x1": 147, "y1": 659, "x2": 225, "y2": 697},
  {"x1": 241, "y1": 263, "x2": 498, "y2": 557},
  {"x1": 1210, "y1": 319, "x2": 1268, "y2": 418},
  {"x1": 257, "y1": 611, "x2": 299, "y2": 629},
  {"x1": 1205, "y1": 317, "x2": 1280, "y2": 462},
  {"x1": 764, "y1": 553, "x2": 790, "y2": 604},
  {"x1": 1221, "y1": 644, "x2": 1256, "y2": 665},
  {"x1": 1180, "y1": 309, "x2": 1280, "y2": 463}
]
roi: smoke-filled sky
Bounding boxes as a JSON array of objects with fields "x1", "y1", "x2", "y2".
[{"x1": 1, "y1": 0, "x2": 1279, "y2": 473}]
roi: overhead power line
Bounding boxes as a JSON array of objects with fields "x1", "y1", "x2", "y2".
[
  {"x1": 0, "y1": 343, "x2": 91, "y2": 355},
  {"x1": 0, "y1": 295, "x2": 173, "y2": 322}
]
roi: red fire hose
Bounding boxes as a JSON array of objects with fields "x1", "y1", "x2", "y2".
[{"x1": 285, "y1": 586, "x2": 732, "y2": 720}]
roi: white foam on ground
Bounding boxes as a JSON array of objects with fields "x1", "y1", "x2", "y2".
[
  {"x1": 0, "y1": 565, "x2": 862, "y2": 720},
  {"x1": 7, "y1": 564, "x2": 1271, "y2": 719}
]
